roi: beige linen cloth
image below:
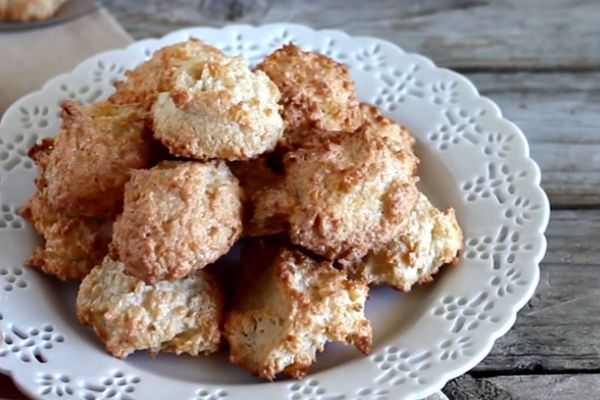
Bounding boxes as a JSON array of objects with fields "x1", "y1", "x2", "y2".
[
  {"x1": 0, "y1": 8, "x2": 451, "y2": 400},
  {"x1": 0, "y1": 8, "x2": 130, "y2": 114}
]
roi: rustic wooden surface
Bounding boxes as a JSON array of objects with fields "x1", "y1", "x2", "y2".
[{"x1": 3, "y1": 0, "x2": 600, "y2": 399}]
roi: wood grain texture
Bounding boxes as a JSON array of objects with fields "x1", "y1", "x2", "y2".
[
  {"x1": 473, "y1": 210, "x2": 600, "y2": 372},
  {"x1": 104, "y1": 0, "x2": 600, "y2": 69},
  {"x1": 443, "y1": 374, "x2": 600, "y2": 400}
]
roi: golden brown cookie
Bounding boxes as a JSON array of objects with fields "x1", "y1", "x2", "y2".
[
  {"x1": 37, "y1": 100, "x2": 157, "y2": 218},
  {"x1": 256, "y1": 44, "x2": 362, "y2": 148},
  {"x1": 20, "y1": 190, "x2": 112, "y2": 281},
  {"x1": 77, "y1": 257, "x2": 223, "y2": 358},
  {"x1": 152, "y1": 53, "x2": 284, "y2": 160},
  {"x1": 109, "y1": 39, "x2": 225, "y2": 110},
  {"x1": 224, "y1": 242, "x2": 371, "y2": 380},
  {"x1": 251, "y1": 128, "x2": 419, "y2": 261},
  {"x1": 111, "y1": 160, "x2": 243, "y2": 283},
  {"x1": 359, "y1": 102, "x2": 415, "y2": 151},
  {"x1": 344, "y1": 193, "x2": 463, "y2": 291}
]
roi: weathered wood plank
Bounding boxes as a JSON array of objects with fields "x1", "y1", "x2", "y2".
[
  {"x1": 443, "y1": 374, "x2": 600, "y2": 400},
  {"x1": 467, "y1": 72, "x2": 600, "y2": 206},
  {"x1": 104, "y1": 0, "x2": 600, "y2": 69},
  {"x1": 474, "y1": 210, "x2": 600, "y2": 372}
]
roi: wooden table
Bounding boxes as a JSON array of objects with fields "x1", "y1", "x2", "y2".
[{"x1": 3, "y1": 0, "x2": 600, "y2": 398}]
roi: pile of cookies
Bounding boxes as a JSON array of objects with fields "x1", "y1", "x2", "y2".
[
  {"x1": 21, "y1": 39, "x2": 463, "y2": 380},
  {"x1": 0, "y1": 0, "x2": 67, "y2": 22}
]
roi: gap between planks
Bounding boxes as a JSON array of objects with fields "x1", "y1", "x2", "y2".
[{"x1": 443, "y1": 373, "x2": 600, "y2": 400}]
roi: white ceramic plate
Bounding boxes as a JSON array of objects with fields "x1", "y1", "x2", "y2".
[{"x1": 0, "y1": 24, "x2": 549, "y2": 400}]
